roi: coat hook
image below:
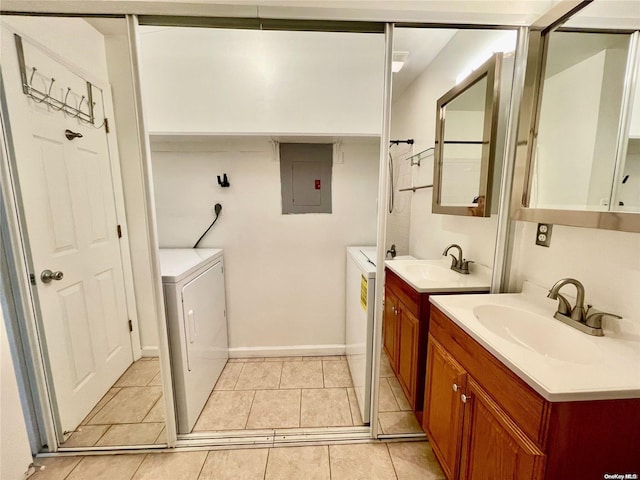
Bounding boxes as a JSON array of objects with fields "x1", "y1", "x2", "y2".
[
  {"x1": 217, "y1": 174, "x2": 230, "y2": 188},
  {"x1": 62, "y1": 87, "x2": 72, "y2": 107},
  {"x1": 29, "y1": 67, "x2": 55, "y2": 103},
  {"x1": 75, "y1": 96, "x2": 86, "y2": 118},
  {"x1": 49, "y1": 80, "x2": 66, "y2": 111},
  {"x1": 28, "y1": 67, "x2": 37, "y2": 92}
]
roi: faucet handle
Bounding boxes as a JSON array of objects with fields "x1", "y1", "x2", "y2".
[
  {"x1": 460, "y1": 260, "x2": 474, "y2": 273},
  {"x1": 585, "y1": 308, "x2": 623, "y2": 329},
  {"x1": 553, "y1": 293, "x2": 572, "y2": 316}
]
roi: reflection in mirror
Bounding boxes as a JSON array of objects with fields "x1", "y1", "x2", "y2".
[
  {"x1": 529, "y1": 31, "x2": 631, "y2": 211},
  {"x1": 383, "y1": 27, "x2": 515, "y2": 437},
  {"x1": 615, "y1": 57, "x2": 640, "y2": 212},
  {"x1": 0, "y1": 15, "x2": 166, "y2": 449},
  {"x1": 433, "y1": 53, "x2": 503, "y2": 217},
  {"x1": 440, "y1": 76, "x2": 488, "y2": 208}
]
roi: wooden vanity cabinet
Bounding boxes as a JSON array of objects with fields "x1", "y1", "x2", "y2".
[
  {"x1": 383, "y1": 269, "x2": 426, "y2": 412},
  {"x1": 383, "y1": 286, "x2": 399, "y2": 364},
  {"x1": 424, "y1": 305, "x2": 640, "y2": 480},
  {"x1": 383, "y1": 267, "x2": 485, "y2": 418},
  {"x1": 424, "y1": 338, "x2": 467, "y2": 479}
]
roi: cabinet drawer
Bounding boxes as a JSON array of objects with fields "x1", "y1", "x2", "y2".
[
  {"x1": 385, "y1": 268, "x2": 420, "y2": 317},
  {"x1": 430, "y1": 305, "x2": 550, "y2": 448}
]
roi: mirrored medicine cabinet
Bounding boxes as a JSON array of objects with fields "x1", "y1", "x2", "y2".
[
  {"x1": 432, "y1": 52, "x2": 503, "y2": 217},
  {"x1": 512, "y1": 2, "x2": 640, "y2": 233}
]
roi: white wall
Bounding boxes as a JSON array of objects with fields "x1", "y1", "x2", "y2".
[
  {"x1": 0, "y1": 16, "x2": 109, "y2": 82},
  {"x1": 534, "y1": 51, "x2": 604, "y2": 209},
  {"x1": 1, "y1": 309, "x2": 33, "y2": 480},
  {"x1": 390, "y1": 29, "x2": 516, "y2": 269},
  {"x1": 508, "y1": 223, "x2": 640, "y2": 325},
  {"x1": 386, "y1": 143, "x2": 413, "y2": 256},
  {"x1": 151, "y1": 139, "x2": 379, "y2": 354},
  {"x1": 139, "y1": 27, "x2": 384, "y2": 135}
]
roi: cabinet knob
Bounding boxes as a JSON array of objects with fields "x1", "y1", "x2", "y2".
[
  {"x1": 452, "y1": 383, "x2": 458, "y2": 392},
  {"x1": 461, "y1": 393, "x2": 471, "y2": 403}
]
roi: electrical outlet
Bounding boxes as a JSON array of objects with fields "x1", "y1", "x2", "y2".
[{"x1": 535, "y1": 223, "x2": 552, "y2": 247}]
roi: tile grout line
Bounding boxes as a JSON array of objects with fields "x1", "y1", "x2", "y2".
[
  {"x1": 263, "y1": 447, "x2": 271, "y2": 480},
  {"x1": 244, "y1": 390, "x2": 257, "y2": 429},
  {"x1": 298, "y1": 388, "x2": 302, "y2": 428},
  {"x1": 195, "y1": 450, "x2": 208, "y2": 480},
  {"x1": 232, "y1": 361, "x2": 247, "y2": 390},
  {"x1": 328, "y1": 444, "x2": 332, "y2": 480},
  {"x1": 345, "y1": 387, "x2": 355, "y2": 426},
  {"x1": 60, "y1": 456, "x2": 83, "y2": 480},
  {"x1": 386, "y1": 443, "x2": 401, "y2": 480},
  {"x1": 140, "y1": 395, "x2": 162, "y2": 423},
  {"x1": 129, "y1": 453, "x2": 149, "y2": 480},
  {"x1": 383, "y1": 377, "x2": 401, "y2": 412},
  {"x1": 90, "y1": 424, "x2": 112, "y2": 447}
]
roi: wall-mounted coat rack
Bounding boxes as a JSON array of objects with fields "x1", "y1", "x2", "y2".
[{"x1": 14, "y1": 34, "x2": 104, "y2": 129}]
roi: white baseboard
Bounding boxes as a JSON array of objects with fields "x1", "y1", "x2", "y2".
[
  {"x1": 228, "y1": 344, "x2": 346, "y2": 358},
  {"x1": 141, "y1": 346, "x2": 159, "y2": 357}
]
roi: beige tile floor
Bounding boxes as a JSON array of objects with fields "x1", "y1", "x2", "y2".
[
  {"x1": 61, "y1": 353, "x2": 421, "y2": 446},
  {"x1": 377, "y1": 352, "x2": 423, "y2": 435},
  {"x1": 29, "y1": 441, "x2": 445, "y2": 480},
  {"x1": 61, "y1": 358, "x2": 166, "y2": 448},
  {"x1": 193, "y1": 356, "x2": 363, "y2": 432}
]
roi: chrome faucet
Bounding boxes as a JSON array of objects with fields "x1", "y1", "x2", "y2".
[
  {"x1": 386, "y1": 244, "x2": 397, "y2": 259},
  {"x1": 547, "y1": 278, "x2": 622, "y2": 336},
  {"x1": 442, "y1": 244, "x2": 473, "y2": 274}
]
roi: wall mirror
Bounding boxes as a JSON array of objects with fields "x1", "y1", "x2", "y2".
[
  {"x1": 433, "y1": 52, "x2": 503, "y2": 217},
  {"x1": 512, "y1": 0, "x2": 640, "y2": 232}
]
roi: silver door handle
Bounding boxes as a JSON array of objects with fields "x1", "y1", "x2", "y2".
[
  {"x1": 461, "y1": 393, "x2": 471, "y2": 403},
  {"x1": 452, "y1": 383, "x2": 458, "y2": 392},
  {"x1": 41, "y1": 269, "x2": 64, "y2": 283}
]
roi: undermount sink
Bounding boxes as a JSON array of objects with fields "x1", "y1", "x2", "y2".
[
  {"x1": 402, "y1": 263, "x2": 460, "y2": 283},
  {"x1": 472, "y1": 304, "x2": 600, "y2": 364}
]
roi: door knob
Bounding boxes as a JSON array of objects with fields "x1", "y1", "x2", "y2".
[
  {"x1": 452, "y1": 383, "x2": 458, "y2": 392},
  {"x1": 461, "y1": 393, "x2": 471, "y2": 403},
  {"x1": 65, "y1": 129, "x2": 83, "y2": 141},
  {"x1": 41, "y1": 269, "x2": 64, "y2": 283}
]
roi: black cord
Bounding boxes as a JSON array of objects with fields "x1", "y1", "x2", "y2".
[{"x1": 193, "y1": 204, "x2": 222, "y2": 248}]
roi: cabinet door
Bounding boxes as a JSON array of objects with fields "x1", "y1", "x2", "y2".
[
  {"x1": 397, "y1": 307, "x2": 419, "y2": 406},
  {"x1": 383, "y1": 288, "x2": 399, "y2": 368},
  {"x1": 459, "y1": 378, "x2": 546, "y2": 480},
  {"x1": 424, "y1": 336, "x2": 467, "y2": 480}
]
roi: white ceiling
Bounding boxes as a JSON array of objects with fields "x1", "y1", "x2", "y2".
[
  {"x1": 3, "y1": 0, "x2": 558, "y2": 26},
  {"x1": 391, "y1": 27, "x2": 456, "y2": 99},
  {"x1": 85, "y1": 17, "x2": 128, "y2": 34},
  {"x1": 564, "y1": 1, "x2": 640, "y2": 29}
]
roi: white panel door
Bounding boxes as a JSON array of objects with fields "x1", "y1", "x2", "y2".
[{"x1": 2, "y1": 32, "x2": 133, "y2": 437}]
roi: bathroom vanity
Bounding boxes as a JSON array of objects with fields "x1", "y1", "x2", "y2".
[
  {"x1": 383, "y1": 258, "x2": 491, "y2": 420},
  {"x1": 424, "y1": 288, "x2": 640, "y2": 479}
]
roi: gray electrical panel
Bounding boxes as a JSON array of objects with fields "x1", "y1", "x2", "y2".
[{"x1": 280, "y1": 143, "x2": 333, "y2": 214}]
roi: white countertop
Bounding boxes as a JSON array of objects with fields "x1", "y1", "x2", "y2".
[
  {"x1": 430, "y1": 282, "x2": 640, "y2": 402},
  {"x1": 385, "y1": 257, "x2": 492, "y2": 293}
]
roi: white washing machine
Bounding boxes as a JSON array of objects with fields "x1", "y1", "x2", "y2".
[
  {"x1": 345, "y1": 246, "x2": 376, "y2": 424},
  {"x1": 159, "y1": 248, "x2": 228, "y2": 434}
]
